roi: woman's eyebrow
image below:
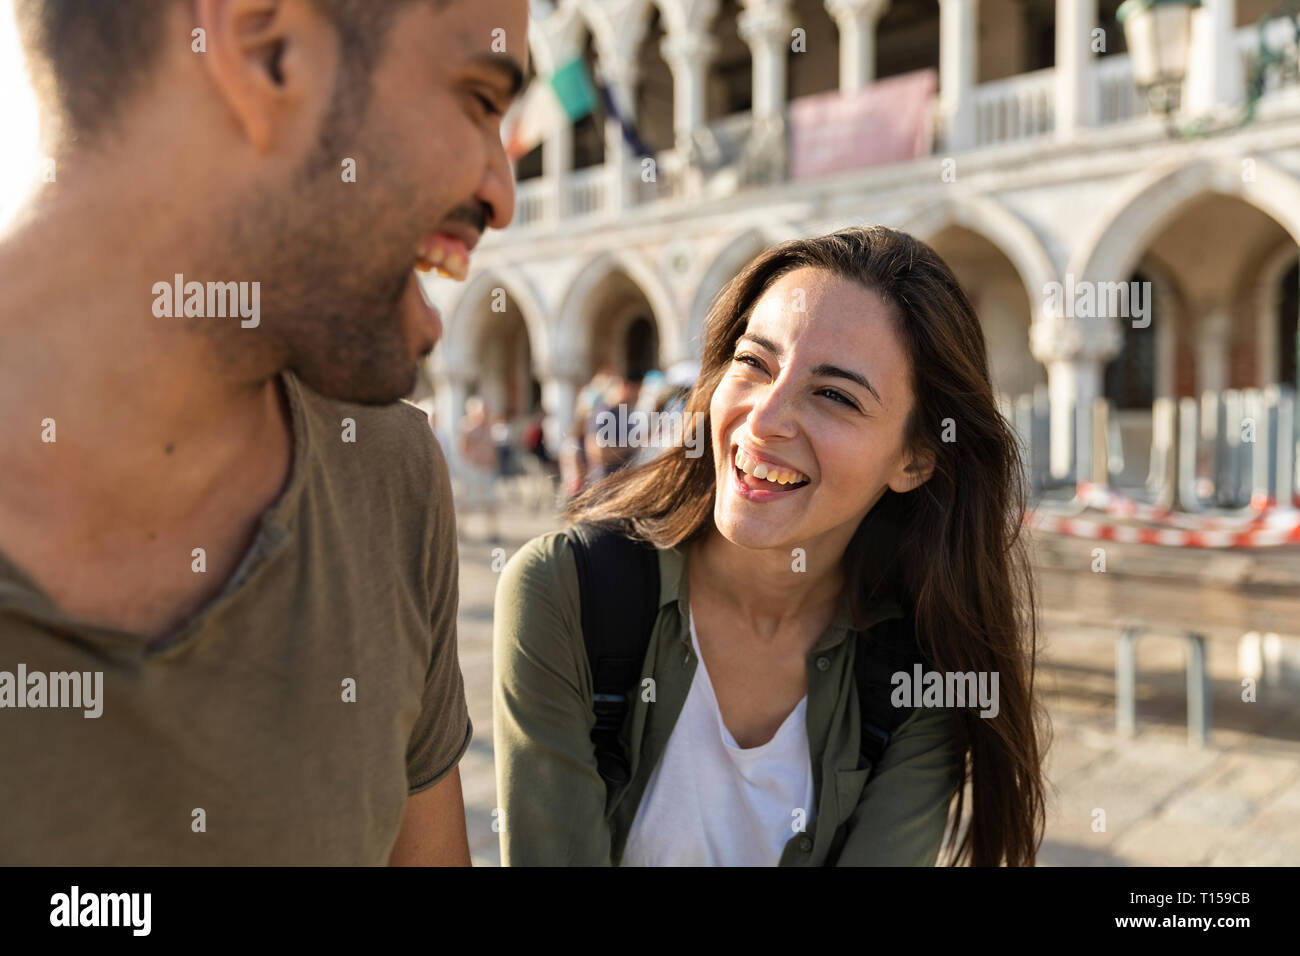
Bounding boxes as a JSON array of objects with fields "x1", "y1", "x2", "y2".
[
  {"x1": 811, "y1": 363, "x2": 882, "y2": 405},
  {"x1": 738, "y1": 334, "x2": 881, "y2": 405}
]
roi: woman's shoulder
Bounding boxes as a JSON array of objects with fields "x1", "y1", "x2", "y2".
[
  {"x1": 496, "y1": 529, "x2": 589, "y2": 632},
  {"x1": 493, "y1": 530, "x2": 589, "y2": 684},
  {"x1": 499, "y1": 530, "x2": 578, "y2": 590}
]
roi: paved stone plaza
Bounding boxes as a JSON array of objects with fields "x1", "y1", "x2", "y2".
[{"x1": 453, "y1": 492, "x2": 1300, "y2": 867}]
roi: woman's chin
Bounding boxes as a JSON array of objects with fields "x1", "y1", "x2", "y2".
[{"x1": 713, "y1": 510, "x2": 797, "y2": 553}]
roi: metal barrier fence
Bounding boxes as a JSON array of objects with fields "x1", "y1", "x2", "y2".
[{"x1": 998, "y1": 384, "x2": 1299, "y2": 513}]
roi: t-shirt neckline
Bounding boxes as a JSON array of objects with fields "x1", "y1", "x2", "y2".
[
  {"x1": 687, "y1": 603, "x2": 809, "y2": 758},
  {"x1": 0, "y1": 371, "x2": 311, "y2": 656}
]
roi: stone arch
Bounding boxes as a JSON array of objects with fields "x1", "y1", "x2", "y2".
[
  {"x1": 1252, "y1": 240, "x2": 1300, "y2": 388},
  {"x1": 686, "y1": 224, "x2": 790, "y2": 354},
  {"x1": 555, "y1": 249, "x2": 683, "y2": 373},
  {"x1": 1069, "y1": 156, "x2": 1300, "y2": 287},
  {"x1": 437, "y1": 268, "x2": 551, "y2": 376},
  {"x1": 898, "y1": 196, "x2": 1059, "y2": 315}
]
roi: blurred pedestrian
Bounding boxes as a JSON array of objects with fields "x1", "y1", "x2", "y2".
[
  {"x1": 458, "y1": 397, "x2": 500, "y2": 543},
  {"x1": 558, "y1": 414, "x2": 588, "y2": 501},
  {"x1": 520, "y1": 410, "x2": 557, "y2": 510},
  {"x1": 584, "y1": 374, "x2": 642, "y2": 484}
]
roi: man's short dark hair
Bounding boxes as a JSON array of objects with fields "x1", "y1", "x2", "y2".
[{"x1": 15, "y1": 0, "x2": 423, "y2": 144}]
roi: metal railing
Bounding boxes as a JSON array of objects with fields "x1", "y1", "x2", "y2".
[{"x1": 1000, "y1": 385, "x2": 1299, "y2": 512}]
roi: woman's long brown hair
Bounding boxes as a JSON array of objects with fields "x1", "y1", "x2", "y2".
[{"x1": 565, "y1": 225, "x2": 1049, "y2": 866}]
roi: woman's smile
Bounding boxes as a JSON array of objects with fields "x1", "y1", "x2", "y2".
[{"x1": 729, "y1": 443, "x2": 812, "y2": 502}]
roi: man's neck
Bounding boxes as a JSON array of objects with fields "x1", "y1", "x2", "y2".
[{"x1": 0, "y1": 185, "x2": 289, "y2": 538}]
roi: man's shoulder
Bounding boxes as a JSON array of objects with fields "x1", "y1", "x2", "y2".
[{"x1": 284, "y1": 374, "x2": 451, "y2": 558}]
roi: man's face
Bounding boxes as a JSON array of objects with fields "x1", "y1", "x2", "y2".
[{"x1": 241, "y1": 0, "x2": 528, "y2": 403}]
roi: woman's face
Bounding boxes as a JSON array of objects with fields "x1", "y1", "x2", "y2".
[{"x1": 709, "y1": 266, "x2": 930, "y2": 555}]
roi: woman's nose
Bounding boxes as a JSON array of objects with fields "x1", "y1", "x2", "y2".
[{"x1": 746, "y1": 378, "x2": 799, "y2": 440}]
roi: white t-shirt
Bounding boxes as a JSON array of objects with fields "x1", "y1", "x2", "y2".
[{"x1": 621, "y1": 605, "x2": 817, "y2": 866}]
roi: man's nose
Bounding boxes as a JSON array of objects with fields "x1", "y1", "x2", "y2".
[{"x1": 477, "y1": 132, "x2": 516, "y2": 231}]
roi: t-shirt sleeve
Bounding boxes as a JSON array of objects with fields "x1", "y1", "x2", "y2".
[{"x1": 405, "y1": 433, "x2": 472, "y2": 794}]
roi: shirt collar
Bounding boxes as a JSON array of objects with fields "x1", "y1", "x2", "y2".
[{"x1": 0, "y1": 371, "x2": 310, "y2": 653}]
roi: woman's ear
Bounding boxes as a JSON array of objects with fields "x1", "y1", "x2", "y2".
[{"x1": 887, "y1": 445, "x2": 936, "y2": 494}]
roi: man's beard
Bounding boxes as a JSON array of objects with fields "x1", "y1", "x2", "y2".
[{"x1": 223, "y1": 155, "x2": 434, "y2": 405}]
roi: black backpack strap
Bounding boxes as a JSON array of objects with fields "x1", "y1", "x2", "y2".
[
  {"x1": 564, "y1": 520, "x2": 661, "y2": 793},
  {"x1": 853, "y1": 611, "x2": 926, "y2": 776}
]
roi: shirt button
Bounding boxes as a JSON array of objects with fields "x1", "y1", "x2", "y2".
[
  {"x1": 816, "y1": 657, "x2": 830, "y2": 672},
  {"x1": 799, "y1": 837, "x2": 813, "y2": 852}
]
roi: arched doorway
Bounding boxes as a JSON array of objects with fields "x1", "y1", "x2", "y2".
[
  {"x1": 925, "y1": 224, "x2": 1045, "y2": 400},
  {"x1": 624, "y1": 315, "x2": 659, "y2": 380},
  {"x1": 583, "y1": 268, "x2": 662, "y2": 381},
  {"x1": 473, "y1": 296, "x2": 539, "y2": 422},
  {"x1": 1278, "y1": 260, "x2": 1299, "y2": 389},
  {"x1": 1103, "y1": 269, "x2": 1159, "y2": 410}
]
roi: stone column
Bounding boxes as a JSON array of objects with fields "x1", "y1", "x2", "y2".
[
  {"x1": 661, "y1": 33, "x2": 718, "y2": 158},
  {"x1": 599, "y1": 60, "x2": 639, "y2": 215},
  {"x1": 542, "y1": 122, "x2": 572, "y2": 223},
  {"x1": 1031, "y1": 311, "x2": 1123, "y2": 481},
  {"x1": 1184, "y1": 0, "x2": 1241, "y2": 116},
  {"x1": 826, "y1": 0, "x2": 889, "y2": 93},
  {"x1": 540, "y1": 363, "x2": 587, "y2": 457},
  {"x1": 1195, "y1": 303, "x2": 1232, "y2": 395},
  {"x1": 1055, "y1": 0, "x2": 1098, "y2": 139},
  {"x1": 433, "y1": 368, "x2": 473, "y2": 475},
  {"x1": 938, "y1": 0, "x2": 977, "y2": 150},
  {"x1": 738, "y1": 0, "x2": 792, "y2": 120}
]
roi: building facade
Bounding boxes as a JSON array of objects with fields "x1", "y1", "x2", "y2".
[{"x1": 426, "y1": 0, "x2": 1300, "y2": 488}]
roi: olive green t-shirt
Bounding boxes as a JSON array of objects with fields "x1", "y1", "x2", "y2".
[{"x1": 0, "y1": 372, "x2": 471, "y2": 865}]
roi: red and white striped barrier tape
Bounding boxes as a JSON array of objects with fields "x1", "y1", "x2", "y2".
[
  {"x1": 1024, "y1": 510, "x2": 1300, "y2": 548},
  {"x1": 1025, "y1": 482, "x2": 1300, "y2": 548},
  {"x1": 1073, "y1": 482, "x2": 1300, "y2": 532}
]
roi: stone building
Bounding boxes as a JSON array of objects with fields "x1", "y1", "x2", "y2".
[{"x1": 425, "y1": 0, "x2": 1300, "y2": 486}]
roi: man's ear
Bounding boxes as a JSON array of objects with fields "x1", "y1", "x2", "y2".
[
  {"x1": 887, "y1": 445, "x2": 936, "y2": 494},
  {"x1": 194, "y1": 0, "x2": 318, "y2": 153}
]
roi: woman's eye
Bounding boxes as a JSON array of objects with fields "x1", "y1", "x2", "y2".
[
  {"x1": 732, "y1": 353, "x2": 760, "y2": 369},
  {"x1": 819, "y1": 388, "x2": 855, "y2": 408},
  {"x1": 473, "y1": 93, "x2": 500, "y2": 117}
]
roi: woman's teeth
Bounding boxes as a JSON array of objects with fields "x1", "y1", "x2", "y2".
[{"x1": 734, "y1": 448, "x2": 808, "y2": 486}]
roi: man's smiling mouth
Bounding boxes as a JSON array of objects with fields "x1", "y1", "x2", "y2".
[{"x1": 415, "y1": 231, "x2": 474, "y2": 280}]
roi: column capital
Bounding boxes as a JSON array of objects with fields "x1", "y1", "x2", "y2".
[
  {"x1": 659, "y1": 32, "x2": 718, "y2": 73},
  {"x1": 1030, "y1": 314, "x2": 1123, "y2": 365},
  {"x1": 737, "y1": 2, "x2": 794, "y2": 49},
  {"x1": 825, "y1": 0, "x2": 889, "y2": 25},
  {"x1": 431, "y1": 361, "x2": 476, "y2": 387},
  {"x1": 536, "y1": 353, "x2": 588, "y2": 383}
]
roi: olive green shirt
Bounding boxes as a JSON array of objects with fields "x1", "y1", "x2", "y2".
[
  {"x1": 493, "y1": 530, "x2": 963, "y2": 866},
  {"x1": 0, "y1": 372, "x2": 471, "y2": 864}
]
